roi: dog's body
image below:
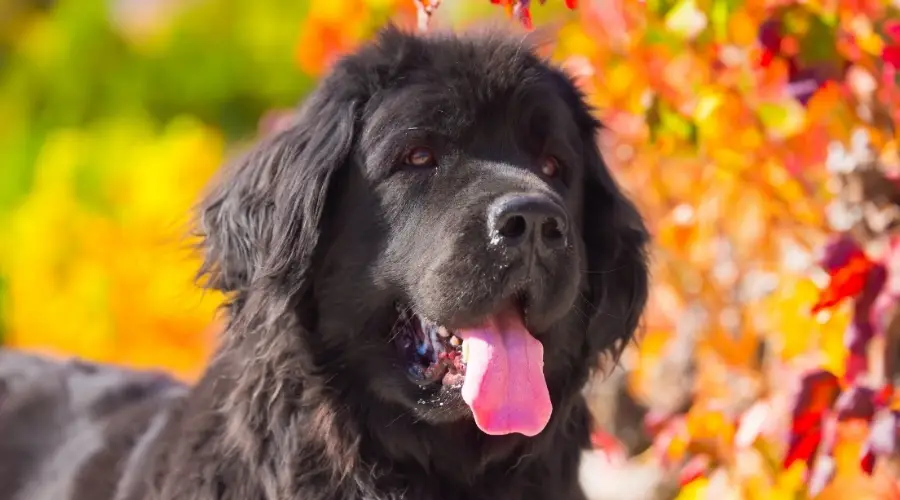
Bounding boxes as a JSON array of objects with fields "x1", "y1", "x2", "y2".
[{"x1": 0, "y1": 27, "x2": 649, "y2": 500}]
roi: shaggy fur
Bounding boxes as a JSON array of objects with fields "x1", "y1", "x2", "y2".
[{"x1": 0, "y1": 26, "x2": 649, "y2": 500}]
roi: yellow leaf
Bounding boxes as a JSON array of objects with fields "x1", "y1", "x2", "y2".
[
  {"x1": 777, "y1": 461, "x2": 809, "y2": 492},
  {"x1": 854, "y1": 28, "x2": 885, "y2": 57},
  {"x1": 757, "y1": 99, "x2": 807, "y2": 140},
  {"x1": 676, "y1": 477, "x2": 710, "y2": 500},
  {"x1": 665, "y1": 0, "x2": 708, "y2": 39},
  {"x1": 694, "y1": 91, "x2": 724, "y2": 123},
  {"x1": 605, "y1": 62, "x2": 640, "y2": 99},
  {"x1": 557, "y1": 24, "x2": 599, "y2": 60}
]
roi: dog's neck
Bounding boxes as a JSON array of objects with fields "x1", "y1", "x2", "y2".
[{"x1": 156, "y1": 310, "x2": 592, "y2": 500}]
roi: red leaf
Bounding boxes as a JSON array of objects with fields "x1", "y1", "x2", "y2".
[
  {"x1": 875, "y1": 384, "x2": 894, "y2": 408},
  {"x1": 818, "y1": 235, "x2": 863, "y2": 274},
  {"x1": 785, "y1": 427, "x2": 825, "y2": 469},
  {"x1": 883, "y1": 46, "x2": 900, "y2": 68},
  {"x1": 519, "y1": 6, "x2": 533, "y2": 29},
  {"x1": 565, "y1": 0, "x2": 578, "y2": 8},
  {"x1": 760, "y1": 48, "x2": 777, "y2": 68},
  {"x1": 590, "y1": 429, "x2": 627, "y2": 464},
  {"x1": 793, "y1": 371, "x2": 842, "y2": 419},
  {"x1": 844, "y1": 352, "x2": 869, "y2": 385},
  {"x1": 835, "y1": 386, "x2": 877, "y2": 422},
  {"x1": 861, "y1": 449, "x2": 876, "y2": 475},
  {"x1": 784, "y1": 370, "x2": 842, "y2": 468},
  {"x1": 885, "y1": 20, "x2": 900, "y2": 43},
  {"x1": 792, "y1": 410, "x2": 828, "y2": 436},
  {"x1": 679, "y1": 455, "x2": 710, "y2": 486},
  {"x1": 812, "y1": 251, "x2": 877, "y2": 314},
  {"x1": 591, "y1": 429, "x2": 622, "y2": 451}
]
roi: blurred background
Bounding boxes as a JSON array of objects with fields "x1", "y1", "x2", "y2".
[{"x1": 2, "y1": 0, "x2": 900, "y2": 498}]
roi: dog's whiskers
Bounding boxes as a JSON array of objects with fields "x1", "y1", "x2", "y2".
[
  {"x1": 385, "y1": 407, "x2": 417, "y2": 428},
  {"x1": 584, "y1": 266, "x2": 626, "y2": 275},
  {"x1": 571, "y1": 298, "x2": 591, "y2": 322}
]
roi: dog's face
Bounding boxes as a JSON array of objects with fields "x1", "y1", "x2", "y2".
[{"x1": 199, "y1": 27, "x2": 649, "y2": 440}]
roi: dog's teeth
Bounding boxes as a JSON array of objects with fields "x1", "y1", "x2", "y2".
[
  {"x1": 449, "y1": 335, "x2": 461, "y2": 347},
  {"x1": 438, "y1": 326, "x2": 450, "y2": 338}
]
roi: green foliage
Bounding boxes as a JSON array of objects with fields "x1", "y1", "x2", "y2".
[
  {"x1": 0, "y1": 0, "x2": 338, "y2": 355},
  {"x1": 0, "y1": 0, "x2": 320, "y2": 212}
]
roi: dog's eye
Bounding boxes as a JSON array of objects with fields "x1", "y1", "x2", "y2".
[
  {"x1": 404, "y1": 147, "x2": 437, "y2": 168},
  {"x1": 540, "y1": 156, "x2": 562, "y2": 179}
]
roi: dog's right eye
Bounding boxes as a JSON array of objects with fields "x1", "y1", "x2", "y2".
[{"x1": 403, "y1": 147, "x2": 437, "y2": 168}]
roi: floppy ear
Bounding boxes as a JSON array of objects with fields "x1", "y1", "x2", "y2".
[
  {"x1": 581, "y1": 141, "x2": 651, "y2": 360},
  {"x1": 196, "y1": 76, "x2": 360, "y2": 298}
]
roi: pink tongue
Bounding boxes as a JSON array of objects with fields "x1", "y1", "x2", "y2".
[{"x1": 454, "y1": 307, "x2": 552, "y2": 437}]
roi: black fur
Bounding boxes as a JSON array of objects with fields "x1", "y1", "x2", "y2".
[
  {"x1": 156, "y1": 25, "x2": 650, "y2": 500},
  {"x1": 1, "y1": 25, "x2": 650, "y2": 500}
]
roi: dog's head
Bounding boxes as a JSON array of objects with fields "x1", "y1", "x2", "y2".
[{"x1": 198, "y1": 26, "x2": 648, "y2": 441}]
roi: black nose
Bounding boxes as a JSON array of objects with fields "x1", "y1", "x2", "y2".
[{"x1": 488, "y1": 194, "x2": 568, "y2": 252}]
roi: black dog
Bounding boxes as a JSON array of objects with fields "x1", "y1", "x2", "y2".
[{"x1": 0, "y1": 25, "x2": 649, "y2": 500}]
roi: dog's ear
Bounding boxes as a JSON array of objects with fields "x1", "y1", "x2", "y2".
[
  {"x1": 196, "y1": 76, "x2": 360, "y2": 297},
  {"x1": 581, "y1": 141, "x2": 650, "y2": 360}
]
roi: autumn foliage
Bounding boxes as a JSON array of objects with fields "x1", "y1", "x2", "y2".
[{"x1": 1, "y1": 0, "x2": 900, "y2": 497}]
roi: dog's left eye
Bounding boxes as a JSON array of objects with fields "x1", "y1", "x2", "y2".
[
  {"x1": 540, "y1": 156, "x2": 562, "y2": 179},
  {"x1": 403, "y1": 147, "x2": 437, "y2": 168}
]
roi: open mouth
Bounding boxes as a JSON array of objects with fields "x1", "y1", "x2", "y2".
[
  {"x1": 389, "y1": 299, "x2": 554, "y2": 437},
  {"x1": 392, "y1": 304, "x2": 467, "y2": 387}
]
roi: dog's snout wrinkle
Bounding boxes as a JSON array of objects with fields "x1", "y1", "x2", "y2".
[{"x1": 487, "y1": 194, "x2": 568, "y2": 255}]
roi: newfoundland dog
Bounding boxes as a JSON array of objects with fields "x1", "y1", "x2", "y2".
[{"x1": 0, "y1": 25, "x2": 649, "y2": 500}]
